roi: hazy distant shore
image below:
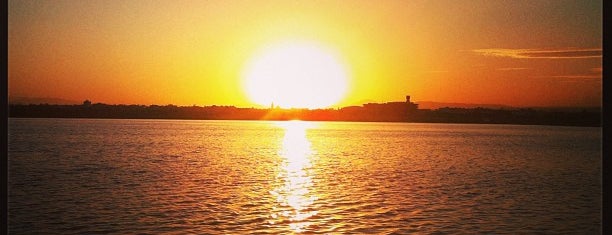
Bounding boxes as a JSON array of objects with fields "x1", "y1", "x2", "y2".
[{"x1": 8, "y1": 103, "x2": 601, "y2": 127}]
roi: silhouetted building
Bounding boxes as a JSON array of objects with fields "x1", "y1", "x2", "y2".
[
  {"x1": 338, "y1": 94, "x2": 419, "y2": 121},
  {"x1": 363, "y1": 95, "x2": 418, "y2": 112},
  {"x1": 405, "y1": 95, "x2": 419, "y2": 110}
]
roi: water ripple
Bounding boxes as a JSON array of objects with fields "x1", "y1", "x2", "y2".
[{"x1": 8, "y1": 119, "x2": 602, "y2": 234}]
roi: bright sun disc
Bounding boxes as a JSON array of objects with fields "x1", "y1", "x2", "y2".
[{"x1": 243, "y1": 41, "x2": 349, "y2": 109}]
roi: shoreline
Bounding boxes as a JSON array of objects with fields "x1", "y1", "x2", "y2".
[{"x1": 7, "y1": 116, "x2": 601, "y2": 128}]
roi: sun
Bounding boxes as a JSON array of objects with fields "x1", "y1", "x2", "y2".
[{"x1": 243, "y1": 41, "x2": 349, "y2": 109}]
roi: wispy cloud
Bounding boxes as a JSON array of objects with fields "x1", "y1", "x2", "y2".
[
  {"x1": 529, "y1": 65, "x2": 602, "y2": 81},
  {"x1": 423, "y1": 70, "x2": 449, "y2": 73},
  {"x1": 496, "y1": 67, "x2": 530, "y2": 71},
  {"x1": 590, "y1": 67, "x2": 602, "y2": 73},
  {"x1": 530, "y1": 74, "x2": 602, "y2": 81},
  {"x1": 473, "y1": 48, "x2": 601, "y2": 59},
  {"x1": 547, "y1": 75, "x2": 601, "y2": 79},
  {"x1": 557, "y1": 77, "x2": 603, "y2": 84}
]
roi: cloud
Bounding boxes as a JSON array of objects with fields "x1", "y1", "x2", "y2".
[
  {"x1": 530, "y1": 75, "x2": 602, "y2": 81},
  {"x1": 528, "y1": 75, "x2": 601, "y2": 84},
  {"x1": 473, "y1": 48, "x2": 601, "y2": 59},
  {"x1": 556, "y1": 77, "x2": 603, "y2": 84},
  {"x1": 496, "y1": 67, "x2": 530, "y2": 71},
  {"x1": 590, "y1": 67, "x2": 602, "y2": 73},
  {"x1": 547, "y1": 75, "x2": 601, "y2": 79},
  {"x1": 423, "y1": 70, "x2": 449, "y2": 73},
  {"x1": 529, "y1": 66, "x2": 602, "y2": 81}
]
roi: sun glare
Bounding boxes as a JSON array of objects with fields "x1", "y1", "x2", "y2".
[{"x1": 243, "y1": 41, "x2": 349, "y2": 109}]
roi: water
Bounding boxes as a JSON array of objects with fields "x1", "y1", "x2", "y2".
[{"x1": 8, "y1": 118, "x2": 601, "y2": 234}]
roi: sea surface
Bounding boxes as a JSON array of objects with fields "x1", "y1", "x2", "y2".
[{"x1": 8, "y1": 118, "x2": 601, "y2": 234}]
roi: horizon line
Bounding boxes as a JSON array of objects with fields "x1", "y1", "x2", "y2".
[{"x1": 8, "y1": 100, "x2": 602, "y2": 110}]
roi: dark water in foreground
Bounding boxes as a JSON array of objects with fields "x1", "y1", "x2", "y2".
[{"x1": 8, "y1": 118, "x2": 601, "y2": 234}]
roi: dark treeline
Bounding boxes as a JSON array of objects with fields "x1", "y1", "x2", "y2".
[
  {"x1": 9, "y1": 103, "x2": 268, "y2": 120},
  {"x1": 8, "y1": 102, "x2": 601, "y2": 127}
]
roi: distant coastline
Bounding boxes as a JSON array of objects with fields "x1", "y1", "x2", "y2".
[{"x1": 8, "y1": 98, "x2": 601, "y2": 127}]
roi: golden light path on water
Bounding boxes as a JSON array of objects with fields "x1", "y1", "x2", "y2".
[
  {"x1": 7, "y1": 119, "x2": 602, "y2": 234},
  {"x1": 269, "y1": 121, "x2": 318, "y2": 232}
]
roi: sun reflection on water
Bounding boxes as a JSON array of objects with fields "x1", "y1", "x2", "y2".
[{"x1": 269, "y1": 121, "x2": 318, "y2": 232}]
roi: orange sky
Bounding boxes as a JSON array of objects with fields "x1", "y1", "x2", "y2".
[{"x1": 9, "y1": 0, "x2": 602, "y2": 108}]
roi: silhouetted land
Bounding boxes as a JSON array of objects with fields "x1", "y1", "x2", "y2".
[{"x1": 9, "y1": 99, "x2": 600, "y2": 127}]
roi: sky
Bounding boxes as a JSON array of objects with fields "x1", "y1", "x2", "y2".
[{"x1": 8, "y1": 0, "x2": 602, "y2": 108}]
